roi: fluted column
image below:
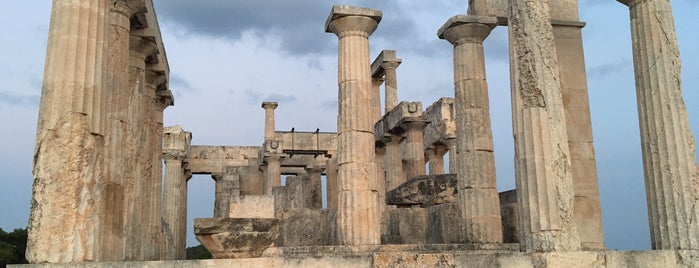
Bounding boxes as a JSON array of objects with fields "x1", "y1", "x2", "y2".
[
  {"x1": 262, "y1": 102, "x2": 278, "y2": 140},
  {"x1": 305, "y1": 166, "x2": 325, "y2": 209},
  {"x1": 619, "y1": 0, "x2": 699, "y2": 250},
  {"x1": 444, "y1": 138, "x2": 457, "y2": 174},
  {"x1": 384, "y1": 135, "x2": 404, "y2": 191},
  {"x1": 439, "y1": 15, "x2": 503, "y2": 243},
  {"x1": 326, "y1": 156, "x2": 339, "y2": 209},
  {"x1": 401, "y1": 120, "x2": 429, "y2": 179},
  {"x1": 383, "y1": 61, "x2": 400, "y2": 113},
  {"x1": 427, "y1": 145, "x2": 448, "y2": 175},
  {"x1": 162, "y1": 126, "x2": 190, "y2": 260},
  {"x1": 27, "y1": 0, "x2": 110, "y2": 263},
  {"x1": 372, "y1": 78, "x2": 384, "y2": 121},
  {"x1": 508, "y1": 1, "x2": 580, "y2": 251},
  {"x1": 326, "y1": 5, "x2": 382, "y2": 245},
  {"x1": 213, "y1": 167, "x2": 241, "y2": 218},
  {"x1": 263, "y1": 153, "x2": 284, "y2": 195}
]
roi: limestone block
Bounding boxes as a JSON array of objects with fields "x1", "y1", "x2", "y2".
[
  {"x1": 499, "y1": 190, "x2": 520, "y2": 243},
  {"x1": 278, "y1": 132, "x2": 337, "y2": 152},
  {"x1": 373, "y1": 253, "x2": 456, "y2": 268},
  {"x1": 386, "y1": 174, "x2": 457, "y2": 206},
  {"x1": 382, "y1": 101, "x2": 423, "y2": 133},
  {"x1": 194, "y1": 218, "x2": 280, "y2": 259},
  {"x1": 426, "y1": 203, "x2": 462, "y2": 244},
  {"x1": 230, "y1": 195, "x2": 274, "y2": 219},
  {"x1": 388, "y1": 208, "x2": 428, "y2": 244},
  {"x1": 467, "y1": 0, "x2": 579, "y2": 22},
  {"x1": 337, "y1": 132, "x2": 376, "y2": 165},
  {"x1": 423, "y1": 97, "x2": 456, "y2": 147},
  {"x1": 276, "y1": 209, "x2": 337, "y2": 247}
]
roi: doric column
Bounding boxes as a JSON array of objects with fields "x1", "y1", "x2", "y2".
[
  {"x1": 213, "y1": 166, "x2": 241, "y2": 218},
  {"x1": 401, "y1": 120, "x2": 429, "y2": 179},
  {"x1": 444, "y1": 138, "x2": 457, "y2": 174},
  {"x1": 162, "y1": 126, "x2": 190, "y2": 260},
  {"x1": 27, "y1": 0, "x2": 110, "y2": 263},
  {"x1": 619, "y1": 0, "x2": 699, "y2": 250},
  {"x1": 305, "y1": 165, "x2": 325, "y2": 209},
  {"x1": 263, "y1": 154, "x2": 284, "y2": 195},
  {"x1": 262, "y1": 102, "x2": 278, "y2": 140},
  {"x1": 508, "y1": 1, "x2": 580, "y2": 251},
  {"x1": 326, "y1": 156, "x2": 339, "y2": 209},
  {"x1": 325, "y1": 5, "x2": 382, "y2": 245},
  {"x1": 384, "y1": 135, "x2": 404, "y2": 191},
  {"x1": 372, "y1": 77, "x2": 384, "y2": 121},
  {"x1": 383, "y1": 61, "x2": 400, "y2": 113},
  {"x1": 439, "y1": 15, "x2": 503, "y2": 243},
  {"x1": 426, "y1": 145, "x2": 448, "y2": 175}
]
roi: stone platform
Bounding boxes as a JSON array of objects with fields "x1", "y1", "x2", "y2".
[{"x1": 11, "y1": 246, "x2": 698, "y2": 267}]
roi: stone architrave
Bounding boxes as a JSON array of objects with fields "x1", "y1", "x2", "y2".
[
  {"x1": 508, "y1": 0, "x2": 580, "y2": 251},
  {"x1": 27, "y1": 0, "x2": 111, "y2": 263},
  {"x1": 325, "y1": 5, "x2": 382, "y2": 245},
  {"x1": 619, "y1": 0, "x2": 699, "y2": 250},
  {"x1": 162, "y1": 126, "x2": 191, "y2": 260},
  {"x1": 438, "y1": 15, "x2": 503, "y2": 244}
]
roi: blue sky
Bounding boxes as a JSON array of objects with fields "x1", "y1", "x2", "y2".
[{"x1": 0, "y1": 1, "x2": 697, "y2": 250}]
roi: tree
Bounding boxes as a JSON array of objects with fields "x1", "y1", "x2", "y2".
[
  {"x1": 0, "y1": 228, "x2": 28, "y2": 267},
  {"x1": 185, "y1": 244, "x2": 212, "y2": 260}
]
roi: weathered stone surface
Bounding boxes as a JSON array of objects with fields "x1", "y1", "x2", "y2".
[
  {"x1": 386, "y1": 174, "x2": 457, "y2": 206},
  {"x1": 194, "y1": 218, "x2": 280, "y2": 259},
  {"x1": 426, "y1": 203, "x2": 462, "y2": 244},
  {"x1": 275, "y1": 209, "x2": 337, "y2": 247},
  {"x1": 509, "y1": 0, "x2": 580, "y2": 252},
  {"x1": 387, "y1": 208, "x2": 428, "y2": 244},
  {"x1": 162, "y1": 126, "x2": 191, "y2": 260},
  {"x1": 188, "y1": 146, "x2": 261, "y2": 174},
  {"x1": 499, "y1": 190, "x2": 519, "y2": 243},
  {"x1": 619, "y1": 0, "x2": 699, "y2": 250},
  {"x1": 467, "y1": 0, "x2": 580, "y2": 22},
  {"x1": 230, "y1": 195, "x2": 274, "y2": 219}
]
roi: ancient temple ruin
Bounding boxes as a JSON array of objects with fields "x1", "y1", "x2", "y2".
[{"x1": 20, "y1": 0, "x2": 698, "y2": 267}]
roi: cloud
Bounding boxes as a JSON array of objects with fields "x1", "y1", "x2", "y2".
[{"x1": 0, "y1": 92, "x2": 39, "y2": 106}]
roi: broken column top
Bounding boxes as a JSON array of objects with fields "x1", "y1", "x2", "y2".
[
  {"x1": 324, "y1": 5, "x2": 382, "y2": 33},
  {"x1": 261, "y1": 101, "x2": 278, "y2": 109},
  {"x1": 371, "y1": 50, "x2": 402, "y2": 78}
]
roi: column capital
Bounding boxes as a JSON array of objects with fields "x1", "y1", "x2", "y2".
[
  {"x1": 261, "y1": 101, "x2": 278, "y2": 110},
  {"x1": 372, "y1": 77, "x2": 385, "y2": 86},
  {"x1": 163, "y1": 149, "x2": 186, "y2": 162},
  {"x1": 438, "y1": 15, "x2": 497, "y2": 45},
  {"x1": 305, "y1": 165, "x2": 326, "y2": 174},
  {"x1": 617, "y1": 0, "x2": 632, "y2": 7},
  {"x1": 400, "y1": 118, "x2": 430, "y2": 132},
  {"x1": 325, "y1": 6, "x2": 382, "y2": 37},
  {"x1": 130, "y1": 36, "x2": 158, "y2": 58}
]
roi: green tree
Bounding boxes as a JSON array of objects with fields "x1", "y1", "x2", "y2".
[
  {"x1": 185, "y1": 244, "x2": 212, "y2": 260},
  {"x1": 0, "y1": 228, "x2": 28, "y2": 267}
]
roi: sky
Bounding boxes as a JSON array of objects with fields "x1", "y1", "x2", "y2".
[{"x1": 0, "y1": 1, "x2": 697, "y2": 250}]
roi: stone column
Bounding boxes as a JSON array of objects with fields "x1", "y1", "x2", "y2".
[
  {"x1": 619, "y1": 0, "x2": 699, "y2": 250},
  {"x1": 427, "y1": 145, "x2": 448, "y2": 175},
  {"x1": 384, "y1": 135, "x2": 404, "y2": 191},
  {"x1": 383, "y1": 60, "x2": 400, "y2": 113},
  {"x1": 508, "y1": 1, "x2": 580, "y2": 251},
  {"x1": 372, "y1": 78, "x2": 384, "y2": 121},
  {"x1": 439, "y1": 15, "x2": 503, "y2": 243},
  {"x1": 401, "y1": 120, "x2": 429, "y2": 179},
  {"x1": 305, "y1": 166, "x2": 325, "y2": 209},
  {"x1": 444, "y1": 138, "x2": 457, "y2": 174},
  {"x1": 325, "y1": 5, "x2": 382, "y2": 245},
  {"x1": 213, "y1": 167, "x2": 241, "y2": 218},
  {"x1": 262, "y1": 102, "x2": 278, "y2": 140},
  {"x1": 27, "y1": 0, "x2": 110, "y2": 263},
  {"x1": 263, "y1": 153, "x2": 284, "y2": 195},
  {"x1": 162, "y1": 126, "x2": 190, "y2": 260},
  {"x1": 326, "y1": 156, "x2": 339, "y2": 209}
]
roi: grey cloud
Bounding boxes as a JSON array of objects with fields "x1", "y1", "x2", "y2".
[
  {"x1": 153, "y1": 1, "x2": 426, "y2": 57},
  {"x1": 243, "y1": 89, "x2": 296, "y2": 105},
  {"x1": 587, "y1": 60, "x2": 632, "y2": 79},
  {"x1": 0, "y1": 92, "x2": 39, "y2": 106}
]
